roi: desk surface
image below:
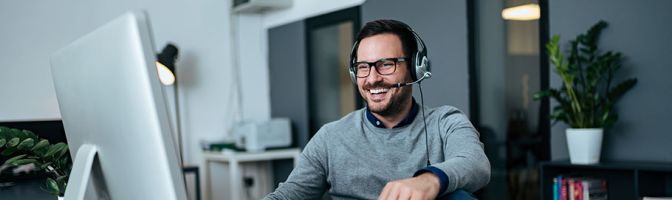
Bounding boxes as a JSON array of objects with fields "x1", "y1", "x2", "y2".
[
  {"x1": 0, "y1": 179, "x2": 55, "y2": 200},
  {"x1": 203, "y1": 148, "x2": 301, "y2": 162}
]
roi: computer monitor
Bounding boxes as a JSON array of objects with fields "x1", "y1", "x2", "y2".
[{"x1": 50, "y1": 11, "x2": 187, "y2": 200}]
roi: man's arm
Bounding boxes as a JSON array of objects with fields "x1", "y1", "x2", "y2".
[
  {"x1": 431, "y1": 108, "x2": 491, "y2": 194},
  {"x1": 264, "y1": 128, "x2": 329, "y2": 200},
  {"x1": 377, "y1": 108, "x2": 489, "y2": 199}
]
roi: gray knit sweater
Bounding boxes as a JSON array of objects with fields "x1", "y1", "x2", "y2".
[{"x1": 265, "y1": 106, "x2": 490, "y2": 200}]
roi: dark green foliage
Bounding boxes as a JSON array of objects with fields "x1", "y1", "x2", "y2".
[
  {"x1": 534, "y1": 20, "x2": 637, "y2": 128},
  {"x1": 0, "y1": 126, "x2": 71, "y2": 197}
]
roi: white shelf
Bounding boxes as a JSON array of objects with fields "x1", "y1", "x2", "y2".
[
  {"x1": 203, "y1": 148, "x2": 300, "y2": 162},
  {"x1": 201, "y1": 148, "x2": 301, "y2": 200}
]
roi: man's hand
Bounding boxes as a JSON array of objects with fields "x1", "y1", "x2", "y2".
[{"x1": 378, "y1": 173, "x2": 440, "y2": 200}]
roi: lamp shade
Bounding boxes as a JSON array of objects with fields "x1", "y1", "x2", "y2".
[
  {"x1": 502, "y1": 3, "x2": 540, "y2": 21},
  {"x1": 156, "y1": 43, "x2": 179, "y2": 85}
]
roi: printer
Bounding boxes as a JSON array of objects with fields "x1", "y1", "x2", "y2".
[{"x1": 232, "y1": 118, "x2": 292, "y2": 152}]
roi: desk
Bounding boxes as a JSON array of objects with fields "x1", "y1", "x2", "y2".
[
  {"x1": 1, "y1": 167, "x2": 201, "y2": 200},
  {"x1": 0, "y1": 179, "x2": 54, "y2": 200},
  {"x1": 182, "y1": 166, "x2": 201, "y2": 200},
  {"x1": 201, "y1": 148, "x2": 300, "y2": 200}
]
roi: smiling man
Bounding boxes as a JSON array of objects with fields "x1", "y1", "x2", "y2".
[{"x1": 265, "y1": 19, "x2": 490, "y2": 200}]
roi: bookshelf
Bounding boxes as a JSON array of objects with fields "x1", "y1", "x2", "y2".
[{"x1": 540, "y1": 160, "x2": 672, "y2": 200}]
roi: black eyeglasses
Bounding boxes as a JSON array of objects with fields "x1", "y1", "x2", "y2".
[{"x1": 351, "y1": 57, "x2": 408, "y2": 78}]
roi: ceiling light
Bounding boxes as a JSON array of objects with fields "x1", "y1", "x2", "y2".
[{"x1": 502, "y1": 3, "x2": 540, "y2": 21}]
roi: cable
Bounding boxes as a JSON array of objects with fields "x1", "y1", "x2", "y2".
[
  {"x1": 229, "y1": 11, "x2": 243, "y2": 123},
  {"x1": 418, "y1": 83, "x2": 430, "y2": 166}
]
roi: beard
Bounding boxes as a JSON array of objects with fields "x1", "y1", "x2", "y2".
[{"x1": 362, "y1": 81, "x2": 413, "y2": 117}]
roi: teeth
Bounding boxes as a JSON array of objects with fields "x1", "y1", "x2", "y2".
[{"x1": 369, "y1": 88, "x2": 389, "y2": 94}]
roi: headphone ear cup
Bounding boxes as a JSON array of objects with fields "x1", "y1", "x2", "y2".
[
  {"x1": 412, "y1": 52, "x2": 423, "y2": 81},
  {"x1": 349, "y1": 67, "x2": 357, "y2": 83},
  {"x1": 408, "y1": 28, "x2": 431, "y2": 82},
  {"x1": 349, "y1": 40, "x2": 359, "y2": 84},
  {"x1": 416, "y1": 55, "x2": 428, "y2": 80}
]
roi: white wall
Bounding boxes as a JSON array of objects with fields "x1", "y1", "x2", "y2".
[
  {"x1": 0, "y1": 0, "x2": 236, "y2": 166},
  {"x1": 262, "y1": 0, "x2": 365, "y2": 29},
  {"x1": 234, "y1": 14, "x2": 271, "y2": 122}
]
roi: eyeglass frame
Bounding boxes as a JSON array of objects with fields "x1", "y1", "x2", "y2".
[{"x1": 350, "y1": 57, "x2": 409, "y2": 78}]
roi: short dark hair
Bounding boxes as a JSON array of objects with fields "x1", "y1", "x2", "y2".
[{"x1": 355, "y1": 19, "x2": 418, "y2": 61}]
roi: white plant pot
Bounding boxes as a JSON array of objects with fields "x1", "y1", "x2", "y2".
[{"x1": 566, "y1": 128, "x2": 603, "y2": 164}]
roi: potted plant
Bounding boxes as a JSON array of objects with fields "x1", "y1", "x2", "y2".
[
  {"x1": 0, "y1": 126, "x2": 71, "y2": 198},
  {"x1": 535, "y1": 20, "x2": 637, "y2": 164}
]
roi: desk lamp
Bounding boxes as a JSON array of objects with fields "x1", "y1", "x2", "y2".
[{"x1": 156, "y1": 44, "x2": 182, "y2": 164}]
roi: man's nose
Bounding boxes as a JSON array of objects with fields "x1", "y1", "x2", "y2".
[{"x1": 365, "y1": 66, "x2": 383, "y2": 83}]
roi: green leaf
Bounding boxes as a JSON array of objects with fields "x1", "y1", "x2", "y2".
[
  {"x1": 550, "y1": 106, "x2": 569, "y2": 124},
  {"x1": 601, "y1": 106, "x2": 611, "y2": 124},
  {"x1": 56, "y1": 175, "x2": 68, "y2": 189},
  {"x1": 56, "y1": 175, "x2": 67, "y2": 184},
  {"x1": 7, "y1": 137, "x2": 20, "y2": 147},
  {"x1": 17, "y1": 138, "x2": 34, "y2": 150},
  {"x1": 61, "y1": 156, "x2": 71, "y2": 169},
  {"x1": 1, "y1": 147, "x2": 17, "y2": 156},
  {"x1": 46, "y1": 177, "x2": 60, "y2": 196},
  {"x1": 31, "y1": 139, "x2": 50, "y2": 151},
  {"x1": 608, "y1": 78, "x2": 638, "y2": 101},
  {"x1": 44, "y1": 143, "x2": 67, "y2": 158},
  {"x1": 58, "y1": 144, "x2": 69, "y2": 157},
  {"x1": 4, "y1": 154, "x2": 26, "y2": 165},
  {"x1": 586, "y1": 21, "x2": 608, "y2": 46},
  {"x1": 21, "y1": 130, "x2": 37, "y2": 139},
  {"x1": 34, "y1": 145, "x2": 49, "y2": 157},
  {"x1": 14, "y1": 129, "x2": 25, "y2": 138},
  {"x1": 0, "y1": 138, "x2": 6, "y2": 147},
  {"x1": 9, "y1": 158, "x2": 37, "y2": 166}
]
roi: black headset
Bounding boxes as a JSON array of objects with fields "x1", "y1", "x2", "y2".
[{"x1": 348, "y1": 27, "x2": 431, "y2": 84}]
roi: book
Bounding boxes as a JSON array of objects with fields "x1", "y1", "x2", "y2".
[
  {"x1": 569, "y1": 178, "x2": 575, "y2": 200},
  {"x1": 552, "y1": 176, "x2": 607, "y2": 200},
  {"x1": 553, "y1": 177, "x2": 559, "y2": 200},
  {"x1": 562, "y1": 177, "x2": 568, "y2": 200},
  {"x1": 574, "y1": 179, "x2": 583, "y2": 200},
  {"x1": 581, "y1": 178, "x2": 607, "y2": 200}
]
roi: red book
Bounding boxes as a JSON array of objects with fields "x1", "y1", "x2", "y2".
[
  {"x1": 575, "y1": 179, "x2": 583, "y2": 200},
  {"x1": 561, "y1": 178, "x2": 568, "y2": 200},
  {"x1": 568, "y1": 179, "x2": 575, "y2": 200}
]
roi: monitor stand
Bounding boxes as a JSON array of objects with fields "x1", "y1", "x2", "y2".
[{"x1": 64, "y1": 144, "x2": 110, "y2": 200}]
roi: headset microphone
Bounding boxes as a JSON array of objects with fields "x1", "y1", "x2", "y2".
[{"x1": 392, "y1": 72, "x2": 432, "y2": 88}]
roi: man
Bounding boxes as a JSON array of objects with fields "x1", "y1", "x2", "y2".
[{"x1": 265, "y1": 19, "x2": 490, "y2": 200}]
